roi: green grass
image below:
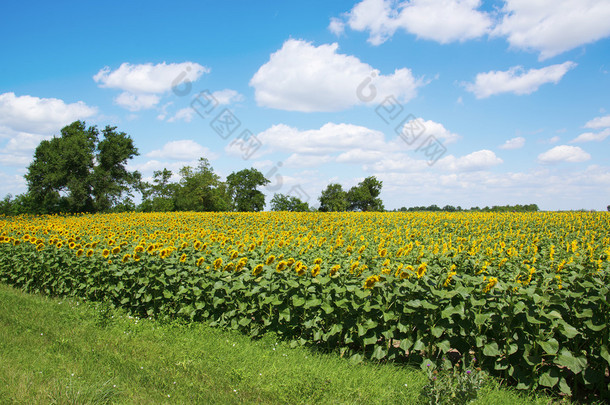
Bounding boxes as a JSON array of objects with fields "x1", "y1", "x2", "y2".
[{"x1": 0, "y1": 283, "x2": 558, "y2": 404}]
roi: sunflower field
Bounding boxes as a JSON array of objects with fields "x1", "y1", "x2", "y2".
[{"x1": 1, "y1": 211, "x2": 609, "y2": 396}]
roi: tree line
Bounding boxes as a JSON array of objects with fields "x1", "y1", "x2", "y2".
[
  {"x1": 0, "y1": 121, "x2": 387, "y2": 215},
  {"x1": 0, "y1": 121, "x2": 576, "y2": 215}
]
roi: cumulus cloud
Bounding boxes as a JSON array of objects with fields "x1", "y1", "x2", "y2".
[
  {"x1": 146, "y1": 140, "x2": 217, "y2": 161},
  {"x1": 493, "y1": 0, "x2": 610, "y2": 60},
  {"x1": 94, "y1": 62, "x2": 208, "y2": 111},
  {"x1": 584, "y1": 114, "x2": 610, "y2": 129},
  {"x1": 499, "y1": 136, "x2": 525, "y2": 150},
  {"x1": 569, "y1": 128, "x2": 610, "y2": 143},
  {"x1": 464, "y1": 62, "x2": 576, "y2": 98},
  {"x1": 0, "y1": 92, "x2": 97, "y2": 135},
  {"x1": 249, "y1": 39, "x2": 423, "y2": 112},
  {"x1": 538, "y1": 145, "x2": 591, "y2": 163},
  {"x1": 440, "y1": 150, "x2": 503, "y2": 171},
  {"x1": 335, "y1": 0, "x2": 492, "y2": 45},
  {"x1": 332, "y1": 1, "x2": 610, "y2": 59}
]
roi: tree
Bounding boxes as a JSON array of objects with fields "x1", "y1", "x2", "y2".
[
  {"x1": 226, "y1": 168, "x2": 270, "y2": 212},
  {"x1": 318, "y1": 183, "x2": 348, "y2": 212},
  {"x1": 24, "y1": 121, "x2": 140, "y2": 214},
  {"x1": 174, "y1": 158, "x2": 230, "y2": 211},
  {"x1": 270, "y1": 193, "x2": 310, "y2": 212},
  {"x1": 607, "y1": 205, "x2": 609, "y2": 212},
  {"x1": 140, "y1": 168, "x2": 178, "y2": 212},
  {"x1": 346, "y1": 176, "x2": 384, "y2": 212}
]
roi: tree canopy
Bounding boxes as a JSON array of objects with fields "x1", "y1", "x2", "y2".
[
  {"x1": 226, "y1": 168, "x2": 270, "y2": 212},
  {"x1": 24, "y1": 121, "x2": 140, "y2": 214},
  {"x1": 270, "y1": 193, "x2": 310, "y2": 212}
]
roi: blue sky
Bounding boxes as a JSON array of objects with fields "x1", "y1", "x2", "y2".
[{"x1": 1, "y1": 0, "x2": 609, "y2": 210}]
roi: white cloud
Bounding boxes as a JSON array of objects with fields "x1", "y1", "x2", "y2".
[
  {"x1": 334, "y1": 0, "x2": 492, "y2": 45},
  {"x1": 328, "y1": 17, "x2": 346, "y2": 36},
  {"x1": 115, "y1": 92, "x2": 161, "y2": 111},
  {"x1": 410, "y1": 119, "x2": 461, "y2": 145},
  {"x1": 569, "y1": 128, "x2": 610, "y2": 143},
  {"x1": 94, "y1": 62, "x2": 208, "y2": 94},
  {"x1": 465, "y1": 62, "x2": 576, "y2": 98},
  {"x1": 255, "y1": 122, "x2": 389, "y2": 154},
  {"x1": 0, "y1": 92, "x2": 97, "y2": 135},
  {"x1": 499, "y1": 136, "x2": 525, "y2": 150},
  {"x1": 211, "y1": 89, "x2": 244, "y2": 105},
  {"x1": 146, "y1": 140, "x2": 217, "y2": 161},
  {"x1": 584, "y1": 114, "x2": 610, "y2": 129},
  {"x1": 538, "y1": 145, "x2": 591, "y2": 163},
  {"x1": 167, "y1": 107, "x2": 196, "y2": 123},
  {"x1": 94, "y1": 62, "x2": 209, "y2": 111},
  {"x1": 440, "y1": 149, "x2": 503, "y2": 171},
  {"x1": 493, "y1": 0, "x2": 610, "y2": 60},
  {"x1": 250, "y1": 39, "x2": 423, "y2": 112},
  {"x1": 336, "y1": 149, "x2": 385, "y2": 163}
]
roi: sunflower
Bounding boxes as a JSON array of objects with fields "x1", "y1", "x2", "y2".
[
  {"x1": 102, "y1": 249, "x2": 110, "y2": 258},
  {"x1": 111, "y1": 246, "x2": 120, "y2": 255},
  {"x1": 363, "y1": 275, "x2": 381, "y2": 289},
  {"x1": 252, "y1": 264, "x2": 264, "y2": 276},
  {"x1": 196, "y1": 257, "x2": 205, "y2": 267},
  {"x1": 75, "y1": 248, "x2": 84, "y2": 257},
  {"x1": 180, "y1": 253, "x2": 187, "y2": 263},
  {"x1": 265, "y1": 255, "x2": 275, "y2": 265},
  {"x1": 416, "y1": 262, "x2": 427, "y2": 278},
  {"x1": 329, "y1": 264, "x2": 340, "y2": 277},
  {"x1": 122, "y1": 254, "x2": 131, "y2": 263},
  {"x1": 311, "y1": 264, "x2": 321, "y2": 277},
  {"x1": 276, "y1": 260, "x2": 288, "y2": 272},
  {"x1": 213, "y1": 257, "x2": 223, "y2": 270}
]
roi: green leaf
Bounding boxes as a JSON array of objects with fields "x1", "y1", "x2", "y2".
[
  {"x1": 372, "y1": 345, "x2": 386, "y2": 359},
  {"x1": 584, "y1": 320, "x2": 606, "y2": 332},
  {"x1": 539, "y1": 369, "x2": 559, "y2": 388},
  {"x1": 556, "y1": 349, "x2": 587, "y2": 374},
  {"x1": 436, "y1": 340, "x2": 451, "y2": 353},
  {"x1": 600, "y1": 345, "x2": 610, "y2": 366},
  {"x1": 431, "y1": 325, "x2": 444, "y2": 338},
  {"x1": 538, "y1": 338, "x2": 559, "y2": 355},
  {"x1": 292, "y1": 296, "x2": 305, "y2": 307},
  {"x1": 558, "y1": 378, "x2": 572, "y2": 395},
  {"x1": 483, "y1": 342, "x2": 500, "y2": 357}
]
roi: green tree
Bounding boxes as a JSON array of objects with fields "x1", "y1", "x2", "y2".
[
  {"x1": 346, "y1": 176, "x2": 384, "y2": 212},
  {"x1": 174, "y1": 158, "x2": 230, "y2": 212},
  {"x1": 226, "y1": 168, "x2": 270, "y2": 212},
  {"x1": 318, "y1": 183, "x2": 348, "y2": 212},
  {"x1": 270, "y1": 193, "x2": 310, "y2": 212},
  {"x1": 140, "y1": 168, "x2": 178, "y2": 212},
  {"x1": 24, "y1": 121, "x2": 139, "y2": 214}
]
